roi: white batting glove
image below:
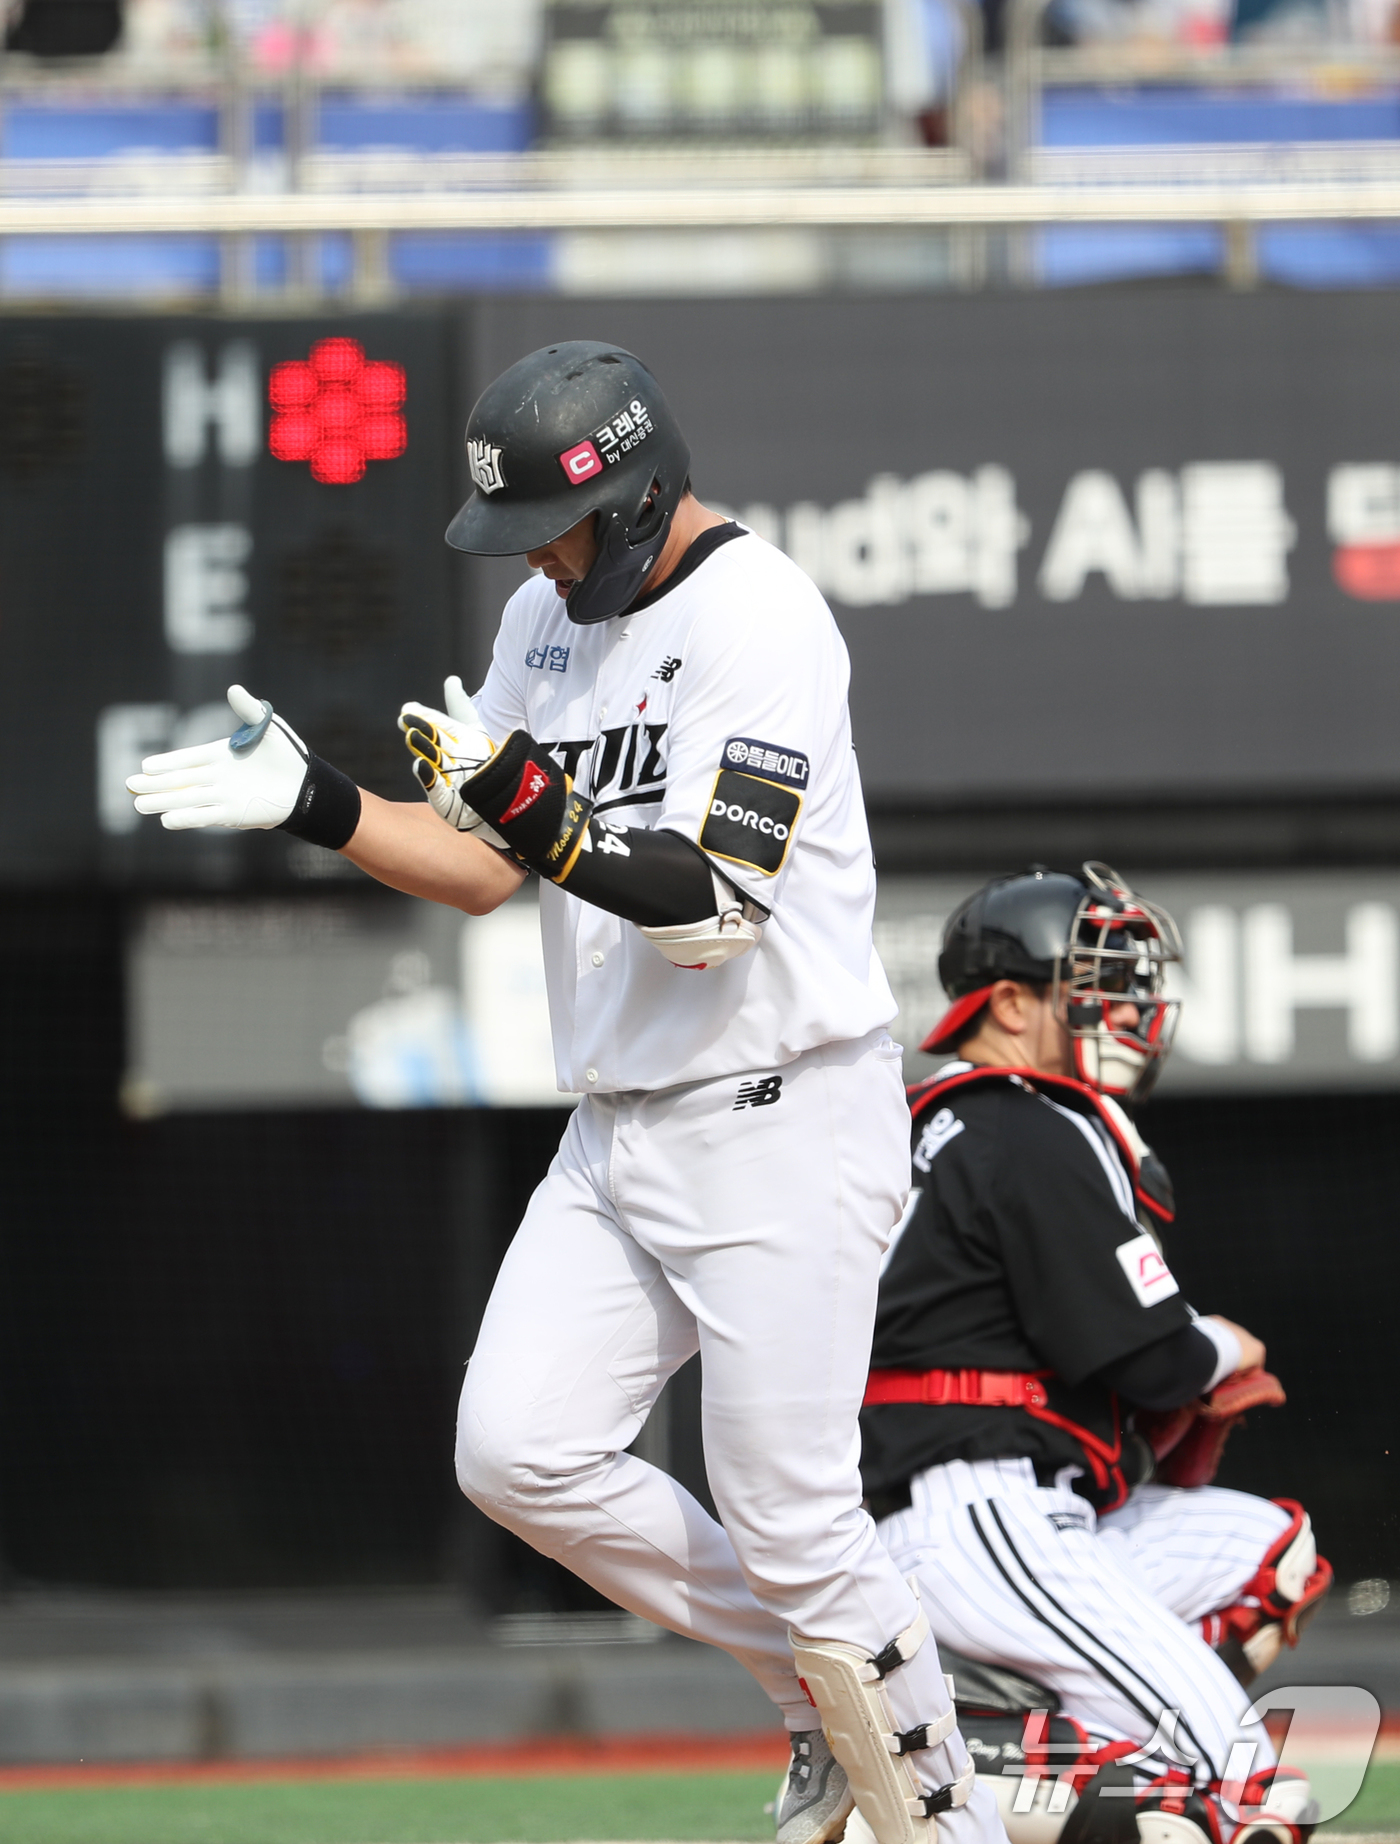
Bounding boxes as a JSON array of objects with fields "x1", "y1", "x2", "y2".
[
  {"x1": 398, "y1": 675, "x2": 508, "y2": 848},
  {"x1": 128, "y1": 684, "x2": 312, "y2": 832}
]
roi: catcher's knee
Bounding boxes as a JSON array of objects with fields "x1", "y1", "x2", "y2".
[{"x1": 1199, "y1": 1500, "x2": 1333, "y2": 1687}]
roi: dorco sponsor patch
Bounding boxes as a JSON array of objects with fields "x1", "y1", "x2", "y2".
[
  {"x1": 699, "y1": 767, "x2": 801, "y2": 876},
  {"x1": 721, "y1": 736, "x2": 809, "y2": 788}
]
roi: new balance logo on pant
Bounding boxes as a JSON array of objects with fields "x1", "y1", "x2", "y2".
[{"x1": 734, "y1": 1076, "x2": 783, "y2": 1110}]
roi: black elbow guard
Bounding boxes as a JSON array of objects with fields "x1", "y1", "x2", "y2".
[{"x1": 560, "y1": 822, "x2": 719, "y2": 928}]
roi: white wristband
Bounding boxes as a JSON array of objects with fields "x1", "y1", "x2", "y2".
[{"x1": 1194, "y1": 1316, "x2": 1243, "y2": 1391}]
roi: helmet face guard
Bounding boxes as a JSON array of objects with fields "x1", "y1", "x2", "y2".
[
  {"x1": 1052, "y1": 863, "x2": 1181, "y2": 1103},
  {"x1": 445, "y1": 341, "x2": 690, "y2": 626}
]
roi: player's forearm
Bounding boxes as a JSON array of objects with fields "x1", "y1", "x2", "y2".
[
  {"x1": 1097, "y1": 1324, "x2": 1219, "y2": 1410},
  {"x1": 340, "y1": 791, "x2": 527, "y2": 914}
]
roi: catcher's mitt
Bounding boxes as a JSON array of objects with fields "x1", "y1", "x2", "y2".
[{"x1": 1136, "y1": 1367, "x2": 1286, "y2": 1489}]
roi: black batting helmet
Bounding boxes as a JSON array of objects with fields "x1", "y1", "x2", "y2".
[
  {"x1": 926, "y1": 863, "x2": 1182, "y2": 1102},
  {"x1": 445, "y1": 341, "x2": 691, "y2": 626}
]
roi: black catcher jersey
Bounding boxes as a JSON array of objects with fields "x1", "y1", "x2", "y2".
[{"x1": 861, "y1": 1063, "x2": 1191, "y2": 1511}]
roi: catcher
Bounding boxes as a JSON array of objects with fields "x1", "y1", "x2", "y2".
[{"x1": 861, "y1": 865, "x2": 1332, "y2": 1844}]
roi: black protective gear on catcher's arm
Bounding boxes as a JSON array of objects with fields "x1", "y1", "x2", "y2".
[
  {"x1": 1096, "y1": 1323, "x2": 1217, "y2": 1411},
  {"x1": 445, "y1": 341, "x2": 691, "y2": 626},
  {"x1": 453, "y1": 728, "x2": 718, "y2": 927}
]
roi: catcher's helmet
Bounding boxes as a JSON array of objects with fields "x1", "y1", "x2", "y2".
[
  {"x1": 445, "y1": 341, "x2": 691, "y2": 626},
  {"x1": 926, "y1": 862, "x2": 1182, "y2": 1102}
]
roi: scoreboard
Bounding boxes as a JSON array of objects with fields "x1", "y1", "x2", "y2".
[{"x1": 0, "y1": 313, "x2": 460, "y2": 888}]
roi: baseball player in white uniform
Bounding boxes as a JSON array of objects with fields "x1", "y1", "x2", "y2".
[{"x1": 127, "y1": 342, "x2": 1009, "y2": 1844}]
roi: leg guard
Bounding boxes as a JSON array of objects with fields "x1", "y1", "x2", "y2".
[
  {"x1": 790, "y1": 1599, "x2": 974, "y2": 1844},
  {"x1": 1062, "y1": 1763, "x2": 1221, "y2": 1844},
  {"x1": 959, "y1": 1708, "x2": 1097, "y2": 1844},
  {"x1": 1226, "y1": 1766, "x2": 1320, "y2": 1844},
  {"x1": 1200, "y1": 1503, "x2": 1333, "y2": 1687}
]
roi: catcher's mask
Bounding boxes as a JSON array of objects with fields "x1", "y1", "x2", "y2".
[
  {"x1": 445, "y1": 340, "x2": 691, "y2": 627},
  {"x1": 926, "y1": 862, "x2": 1182, "y2": 1103}
]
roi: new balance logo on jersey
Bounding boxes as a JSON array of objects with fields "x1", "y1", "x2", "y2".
[
  {"x1": 653, "y1": 656, "x2": 682, "y2": 682},
  {"x1": 733, "y1": 1076, "x2": 783, "y2": 1110}
]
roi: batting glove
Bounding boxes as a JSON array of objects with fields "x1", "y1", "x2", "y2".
[
  {"x1": 398, "y1": 675, "x2": 508, "y2": 849},
  {"x1": 126, "y1": 684, "x2": 362, "y2": 849}
]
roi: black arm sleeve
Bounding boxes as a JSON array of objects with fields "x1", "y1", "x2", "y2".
[
  {"x1": 1096, "y1": 1323, "x2": 1218, "y2": 1410},
  {"x1": 558, "y1": 822, "x2": 720, "y2": 928}
]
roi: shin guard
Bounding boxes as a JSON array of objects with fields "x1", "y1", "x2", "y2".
[
  {"x1": 1200, "y1": 1503, "x2": 1333, "y2": 1687},
  {"x1": 790, "y1": 1602, "x2": 972, "y2": 1844}
]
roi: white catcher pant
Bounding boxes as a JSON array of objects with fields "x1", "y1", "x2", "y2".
[
  {"x1": 457, "y1": 1030, "x2": 1006, "y2": 1844},
  {"x1": 877, "y1": 1458, "x2": 1292, "y2": 1788}
]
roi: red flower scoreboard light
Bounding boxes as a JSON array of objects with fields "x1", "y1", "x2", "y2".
[{"x1": 268, "y1": 337, "x2": 406, "y2": 485}]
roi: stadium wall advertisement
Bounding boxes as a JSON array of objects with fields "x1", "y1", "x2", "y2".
[
  {"x1": 6, "y1": 299, "x2": 1400, "y2": 1099},
  {"x1": 121, "y1": 871, "x2": 1400, "y2": 1109},
  {"x1": 469, "y1": 290, "x2": 1400, "y2": 808},
  {"x1": 3, "y1": 295, "x2": 1400, "y2": 884}
]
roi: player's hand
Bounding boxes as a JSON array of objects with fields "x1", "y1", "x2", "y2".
[
  {"x1": 398, "y1": 676, "x2": 508, "y2": 848},
  {"x1": 1206, "y1": 1314, "x2": 1266, "y2": 1375},
  {"x1": 127, "y1": 685, "x2": 312, "y2": 831}
]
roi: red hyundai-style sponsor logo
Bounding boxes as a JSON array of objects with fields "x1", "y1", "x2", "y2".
[
  {"x1": 1138, "y1": 1249, "x2": 1170, "y2": 1288},
  {"x1": 559, "y1": 439, "x2": 604, "y2": 484},
  {"x1": 500, "y1": 761, "x2": 552, "y2": 824}
]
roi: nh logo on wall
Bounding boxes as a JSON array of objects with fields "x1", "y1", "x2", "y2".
[
  {"x1": 1168, "y1": 900, "x2": 1398, "y2": 1068},
  {"x1": 875, "y1": 874, "x2": 1400, "y2": 1093}
]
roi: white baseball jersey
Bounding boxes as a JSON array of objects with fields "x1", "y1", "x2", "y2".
[{"x1": 473, "y1": 529, "x2": 897, "y2": 1096}]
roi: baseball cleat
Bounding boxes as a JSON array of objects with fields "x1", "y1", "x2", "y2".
[{"x1": 776, "y1": 1728, "x2": 855, "y2": 1844}]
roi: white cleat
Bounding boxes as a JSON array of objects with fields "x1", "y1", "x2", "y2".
[{"x1": 776, "y1": 1729, "x2": 856, "y2": 1844}]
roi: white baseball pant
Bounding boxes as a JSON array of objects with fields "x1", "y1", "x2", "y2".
[
  {"x1": 456, "y1": 1028, "x2": 1007, "y2": 1844},
  {"x1": 875, "y1": 1458, "x2": 1292, "y2": 1787}
]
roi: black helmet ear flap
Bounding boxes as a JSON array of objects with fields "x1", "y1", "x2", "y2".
[
  {"x1": 630, "y1": 479, "x2": 667, "y2": 545},
  {"x1": 566, "y1": 509, "x2": 668, "y2": 626}
]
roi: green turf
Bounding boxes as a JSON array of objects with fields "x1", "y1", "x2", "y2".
[
  {"x1": 0, "y1": 1759, "x2": 1393, "y2": 1844},
  {"x1": 1320, "y1": 1758, "x2": 1400, "y2": 1832},
  {"x1": 0, "y1": 1768, "x2": 778, "y2": 1844}
]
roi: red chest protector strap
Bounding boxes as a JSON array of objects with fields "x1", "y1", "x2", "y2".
[
  {"x1": 907, "y1": 1063, "x2": 1174, "y2": 1226},
  {"x1": 863, "y1": 1365, "x2": 1130, "y2": 1510}
]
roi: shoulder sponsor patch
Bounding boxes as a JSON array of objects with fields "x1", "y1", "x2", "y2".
[
  {"x1": 721, "y1": 737, "x2": 810, "y2": 789},
  {"x1": 1115, "y1": 1231, "x2": 1180, "y2": 1307},
  {"x1": 700, "y1": 767, "x2": 801, "y2": 876},
  {"x1": 913, "y1": 1107, "x2": 965, "y2": 1172}
]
